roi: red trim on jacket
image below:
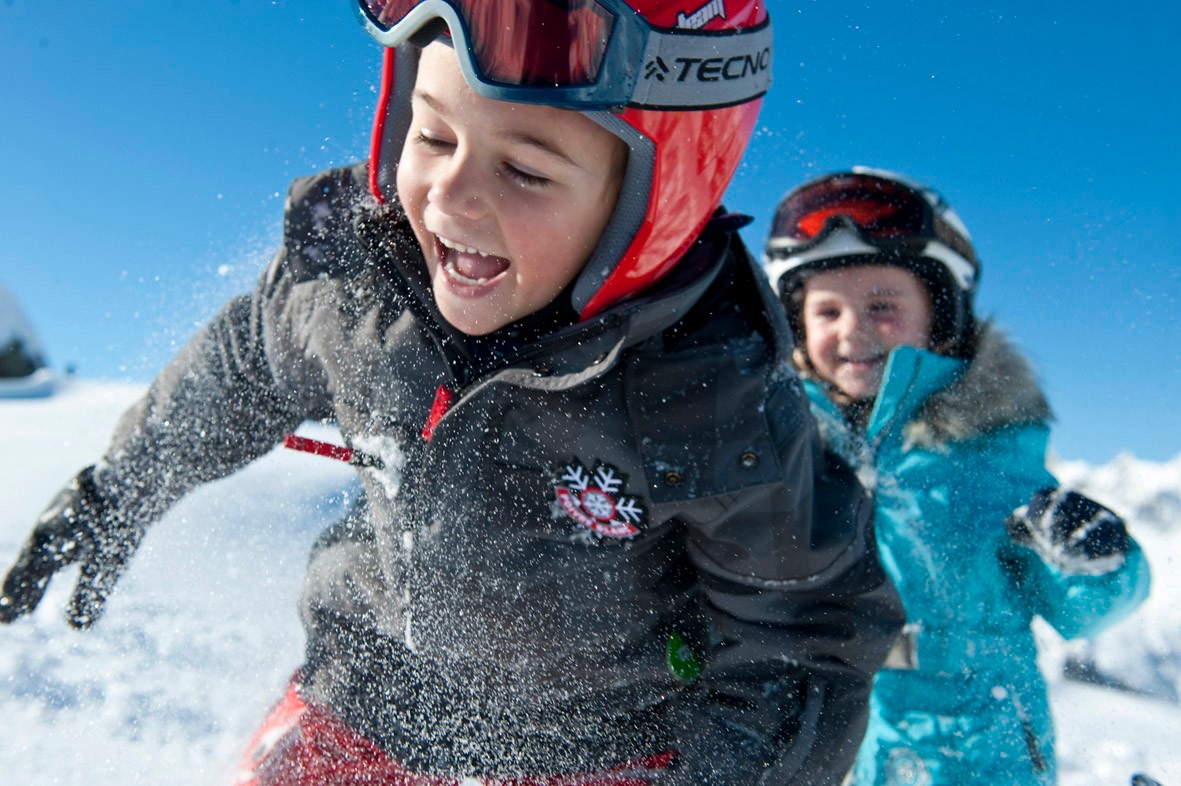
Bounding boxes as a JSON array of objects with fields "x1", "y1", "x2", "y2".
[
  {"x1": 283, "y1": 434, "x2": 355, "y2": 464},
  {"x1": 421, "y1": 385, "x2": 454, "y2": 442}
]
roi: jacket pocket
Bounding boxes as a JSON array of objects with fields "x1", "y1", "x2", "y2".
[{"x1": 628, "y1": 347, "x2": 784, "y2": 504}]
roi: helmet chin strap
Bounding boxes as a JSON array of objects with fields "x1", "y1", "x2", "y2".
[{"x1": 567, "y1": 111, "x2": 654, "y2": 317}]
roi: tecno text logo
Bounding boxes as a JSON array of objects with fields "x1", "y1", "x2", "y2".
[{"x1": 644, "y1": 47, "x2": 771, "y2": 84}]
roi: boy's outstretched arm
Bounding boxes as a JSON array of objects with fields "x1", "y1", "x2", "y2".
[
  {"x1": 0, "y1": 165, "x2": 369, "y2": 629},
  {"x1": 0, "y1": 267, "x2": 323, "y2": 628}
]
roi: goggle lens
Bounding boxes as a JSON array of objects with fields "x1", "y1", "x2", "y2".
[
  {"x1": 771, "y1": 175, "x2": 931, "y2": 243},
  {"x1": 360, "y1": 0, "x2": 614, "y2": 87},
  {"x1": 361, "y1": 0, "x2": 419, "y2": 28}
]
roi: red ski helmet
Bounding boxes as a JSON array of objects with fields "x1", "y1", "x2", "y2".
[{"x1": 356, "y1": 0, "x2": 772, "y2": 319}]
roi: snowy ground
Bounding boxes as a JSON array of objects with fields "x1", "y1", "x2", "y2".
[{"x1": 0, "y1": 380, "x2": 1177, "y2": 785}]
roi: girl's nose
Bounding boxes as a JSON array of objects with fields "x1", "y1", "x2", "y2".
[
  {"x1": 837, "y1": 310, "x2": 864, "y2": 339},
  {"x1": 836, "y1": 310, "x2": 873, "y2": 350}
]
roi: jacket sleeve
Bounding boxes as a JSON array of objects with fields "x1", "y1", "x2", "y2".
[
  {"x1": 1002, "y1": 524, "x2": 1151, "y2": 640},
  {"x1": 89, "y1": 166, "x2": 367, "y2": 526},
  {"x1": 983, "y1": 424, "x2": 1152, "y2": 640},
  {"x1": 92, "y1": 277, "x2": 324, "y2": 524},
  {"x1": 671, "y1": 373, "x2": 904, "y2": 785}
]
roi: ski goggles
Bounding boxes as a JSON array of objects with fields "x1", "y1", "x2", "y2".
[
  {"x1": 765, "y1": 173, "x2": 978, "y2": 288},
  {"x1": 355, "y1": 0, "x2": 773, "y2": 110}
]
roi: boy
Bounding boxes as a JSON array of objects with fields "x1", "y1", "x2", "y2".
[
  {"x1": 765, "y1": 167, "x2": 1151, "y2": 785},
  {"x1": 0, "y1": 4, "x2": 902, "y2": 784}
]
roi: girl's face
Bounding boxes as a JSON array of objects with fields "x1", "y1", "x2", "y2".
[
  {"x1": 397, "y1": 42, "x2": 628, "y2": 336},
  {"x1": 801, "y1": 265, "x2": 933, "y2": 402}
]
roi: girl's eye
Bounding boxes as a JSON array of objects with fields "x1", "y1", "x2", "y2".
[
  {"x1": 813, "y1": 307, "x2": 841, "y2": 321},
  {"x1": 501, "y1": 164, "x2": 551, "y2": 188},
  {"x1": 868, "y1": 301, "x2": 897, "y2": 316}
]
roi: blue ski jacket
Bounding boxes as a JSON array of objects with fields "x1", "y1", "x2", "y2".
[{"x1": 801, "y1": 326, "x2": 1151, "y2": 785}]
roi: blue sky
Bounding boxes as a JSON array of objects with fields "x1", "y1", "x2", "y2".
[{"x1": 2, "y1": 1, "x2": 1178, "y2": 464}]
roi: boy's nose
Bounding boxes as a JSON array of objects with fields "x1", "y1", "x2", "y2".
[{"x1": 429, "y1": 159, "x2": 489, "y2": 220}]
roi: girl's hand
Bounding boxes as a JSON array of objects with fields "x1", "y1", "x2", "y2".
[{"x1": 1005, "y1": 487, "x2": 1129, "y2": 577}]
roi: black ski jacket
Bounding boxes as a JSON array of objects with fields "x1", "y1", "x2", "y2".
[{"x1": 92, "y1": 163, "x2": 902, "y2": 784}]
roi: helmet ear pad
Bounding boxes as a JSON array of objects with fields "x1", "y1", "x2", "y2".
[
  {"x1": 903, "y1": 254, "x2": 977, "y2": 359},
  {"x1": 369, "y1": 46, "x2": 419, "y2": 204}
]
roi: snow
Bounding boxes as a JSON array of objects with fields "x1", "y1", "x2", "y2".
[
  {"x1": 1046, "y1": 454, "x2": 1181, "y2": 784},
  {"x1": 1, "y1": 381, "x2": 1178, "y2": 785},
  {"x1": 0, "y1": 381, "x2": 355, "y2": 785}
]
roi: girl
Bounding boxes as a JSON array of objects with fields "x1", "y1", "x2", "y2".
[{"x1": 764, "y1": 168, "x2": 1151, "y2": 785}]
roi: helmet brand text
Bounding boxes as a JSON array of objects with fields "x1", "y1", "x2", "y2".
[
  {"x1": 666, "y1": 47, "x2": 771, "y2": 83},
  {"x1": 676, "y1": 0, "x2": 727, "y2": 29}
]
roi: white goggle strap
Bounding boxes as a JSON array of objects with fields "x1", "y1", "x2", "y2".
[{"x1": 631, "y1": 22, "x2": 773, "y2": 109}]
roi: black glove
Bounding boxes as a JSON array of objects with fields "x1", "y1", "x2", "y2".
[
  {"x1": 1005, "y1": 487, "x2": 1130, "y2": 577},
  {"x1": 0, "y1": 466, "x2": 144, "y2": 629}
]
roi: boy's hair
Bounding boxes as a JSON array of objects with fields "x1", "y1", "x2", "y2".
[
  {"x1": 765, "y1": 168, "x2": 981, "y2": 362},
  {"x1": 357, "y1": 0, "x2": 773, "y2": 318}
]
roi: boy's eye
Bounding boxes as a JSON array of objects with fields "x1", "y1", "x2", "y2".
[
  {"x1": 501, "y1": 163, "x2": 551, "y2": 189},
  {"x1": 415, "y1": 131, "x2": 453, "y2": 150}
]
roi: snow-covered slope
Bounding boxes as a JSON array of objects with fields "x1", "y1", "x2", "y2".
[
  {"x1": 1046, "y1": 454, "x2": 1181, "y2": 784},
  {"x1": 1047, "y1": 454, "x2": 1181, "y2": 703},
  {"x1": 0, "y1": 381, "x2": 355, "y2": 785},
  {"x1": 0, "y1": 382, "x2": 1177, "y2": 785}
]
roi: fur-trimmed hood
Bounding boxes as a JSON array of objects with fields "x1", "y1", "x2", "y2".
[{"x1": 903, "y1": 322, "x2": 1053, "y2": 450}]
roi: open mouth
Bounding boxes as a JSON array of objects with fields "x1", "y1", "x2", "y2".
[{"x1": 436, "y1": 235, "x2": 510, "y2": 286}]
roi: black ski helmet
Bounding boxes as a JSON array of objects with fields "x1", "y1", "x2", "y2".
[{"x1": 764, "y1": 167, "x2": 981, "y2": 359}]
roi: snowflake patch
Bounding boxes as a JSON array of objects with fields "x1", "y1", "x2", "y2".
[{"x1": 554, "y1": 459, "x2": 647, "y2": 539}]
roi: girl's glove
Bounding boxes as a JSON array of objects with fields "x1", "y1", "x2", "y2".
[
  {"x1": 1005, "y1": 487, "x2": 1129, "y2": 577},
  {"x1": 0, "y1": 466, "x2": 143, "y2": 629}
]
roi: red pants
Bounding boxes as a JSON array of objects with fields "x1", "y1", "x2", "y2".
[{"x1": 233, "y1": 677, "x2": 674, "y2": 786}]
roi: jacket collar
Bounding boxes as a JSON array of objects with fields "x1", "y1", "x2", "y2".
[
  {"x1": 898, "y1": 322, "x2": 1052, "y2": 450},
  {"x1": 867, "y1": 346, "x2": 964, "y2": 446},
  {"x1": 804, "y1": 323, "x2": 1052, "y2": 455}
]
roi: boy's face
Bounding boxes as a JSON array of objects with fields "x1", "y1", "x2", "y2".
[
  {"x1": 397, "y1": 42, "x2": 628, "y2": 336},
  {"x1": 801, "y1": 265, "x2": 933, "y2": 402}
]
